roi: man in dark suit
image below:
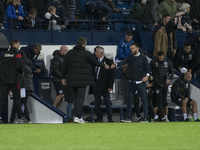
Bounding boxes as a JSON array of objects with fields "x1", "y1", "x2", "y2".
[{"x1": 91, "y1": 46, "x2": 114, "y2": 122}]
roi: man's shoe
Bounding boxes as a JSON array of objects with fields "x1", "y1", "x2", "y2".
[
  {"x1": 121, "y1": 118, "x2": 132, "y2": 123},
  {"x1": 136, "y1": 117, "x2": 141, "y2": 122},
  {"x1": 184, "y1": 118, "x2": 191, "y2": 122},
  {"x1": 165, "y1": 118, "x2": 170, "y2": 122},
  {"x1": 66, "y1": 118, "x2": 74, "y2": 123},
  {"x1": 94, "y1": 118, "x2": 103, "y2": 123},
  {"x1": 108, "y1": 120, "x2": 114, "y2": 123},
  {"x1": 74, "y1": 117, "x2": 86, "y2": 124},
  {"x1": 18, "y1": 118, "x2": 26, "y2": 124},
  {"x1": 140, "y1": 118, "x2": 148, "y2": 123},
  {"x1": 0, "y1": 119, "x2": 2, "y2": 124},
  {"x1": 154, "y1": 118, "x2": 160, "y2": 122},
  {"x1": 195, "y1": 118, "x2": 200, "y2": 122}
]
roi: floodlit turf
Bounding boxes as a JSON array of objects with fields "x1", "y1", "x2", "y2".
[{"x1": 0, "y1": 122, "x2": 200, "y2": 150}]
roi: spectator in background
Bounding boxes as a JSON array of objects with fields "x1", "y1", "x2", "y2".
[
  {"x1": 151, "y1": 14, "x2": 171, "y2": 42},
  {"x1": 187, "y1": 34, "x2": 200, "y2": 53},
  {"x1": 140, "y1": 0, "x2": 159, "y2": 31},
  {"x1": 6, "y1": 0, "x2": 25, "y2": 29},
  {"x1": 154, "y1": 20, "x2": 177, "y2": 61},
  {"x1": 185, "y1": 0, "x2": 200, "y2": 30},
  {"x1": 61, "y1": 37, "x2": 109, "y2": 124},
  {"x1": 94, "y1": 0, "x2": 119, "y2": 12},
  {"x1": 127, "y1": 0, "x2": 143, "y2": 20},
  {"x1": 171, "y1": 72, "x2": 200, "y2": 122},
  {"x1": 18, "y1": 51, "x2": 34, "y2": 123},
  {"x1": 89, "y1": 46, "x2": 114, "y2": 122},
  {"x1": 22, "y1": 8, "x2": 40, "y2": 29},
  {"x1": 45, "y1": 0, "x2": 66, "y2": 30},
  {"x1": 174, "y1": 42, "x2": 196, "y2": 75},
  {"x1": 85, "y1": 0, "x2": 112, "y2": 29},
  {"x1": 174, "y1": 3, "x2": 192, "y2": 31},
  {"x1": 45, "y1": 6, "x2": 62, "y2": 30},
  {"x1": 52, "y1": 45, "x2": 68, "y2": 109},
  {"x1": 0, "y1": 39, "x2": 24, "y2": 124},
  {"x1": 0, "y1": 1, "x2": 5, "y2": 29},
  {"x1": 28, "y1": 0, "x2": 48, "y2": 18},
  {"x1": 150, "y1": 51, "x2": 174, "y2": 122},
  {"x1": 115, "y1": 31, "x2": 133, "y2": 62},
  {"x1": 158, "y1": 0, "x2": 177, "y2": 20}
]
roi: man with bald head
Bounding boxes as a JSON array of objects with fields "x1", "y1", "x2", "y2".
[
  {"x1": 52, "y1": 45, "x2": 68, "y2": 109},
  {"x1": 171, "y1": 72, "x2": 200, "y2": 122}
]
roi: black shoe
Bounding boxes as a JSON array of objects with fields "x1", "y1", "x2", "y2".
[
  {"x1": 154, "y1": 118, "x2": 160, "y2": 122},
  {"x1": 184, "y1": 118, "x2": 191, "y2": 122},
  {"x1": 195, "y1": 118, "x2": 200, "y2": 122},
  {"x1": 140, "y1": 118, "x2": 148, "y2": 123},
  {"x1": 94, "y1": 117, "x2": 103, "y2": 123},
  {"x1": 0, "y1": 119, "x2": 2, "y2": 124},
  {"x1": 108, "y1": 120, "x2": 114, "y2": 123}
]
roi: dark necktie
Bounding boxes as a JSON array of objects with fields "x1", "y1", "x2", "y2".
[{"x1": 95, "y1": 59, "x2": 100, "y2": 79}]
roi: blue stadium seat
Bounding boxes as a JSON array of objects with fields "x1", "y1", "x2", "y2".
[
  {"x1": 111, "y1": 13, "x2": 122, "y2": 20},
  {"x1": 116, "y1": 2, "x2": 130, "y2": 11},
  {"x1": 107, "y1": 22, "x2": 114, "y2": 30},
  {"x1": 81, "y1": 23, "x2": 88, "y2": 30},
  {"x1": 114, "y1": 23, "x2": 127, "y2": 30}
]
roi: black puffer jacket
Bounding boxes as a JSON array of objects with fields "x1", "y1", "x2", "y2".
[
  {"x1": 171, "y1": 74, "x2": 190, "y2": 100},
  {"x1": 20, "y1": 58, "x2": 34, "y2": 91},
  {"x1": 61, "y1": 45, "x2": 105, "y2": 87},
  {"x1": 150, "y1": 57, "x2": 174, "y2": 87},
  {"x1": 52, "y1": 50, "x2": 64, "y2": 82}
]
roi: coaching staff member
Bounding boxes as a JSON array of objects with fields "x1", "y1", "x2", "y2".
[
  {"x1": 111, "y1": 42, "x2": 151, "y2": 122},
  {"x1": 150, "y1": 51, "x2": 174, "y2": 122},
  {"x1": 61, "y1": 37, "x2": 109, "y2": 124},
  {"x1": 0, "y1": 39, "x2": 24, "y2": 123},
  {"x1": 90, "y1": 46, "x2": 114, "y2": 122}
]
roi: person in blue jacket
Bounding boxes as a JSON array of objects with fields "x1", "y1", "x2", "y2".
[
  {"x1": 115, "y1": 31, "x2": 134, "y2": 62},
  {"x1": 6, "y1": 0, "x2": 25, "y2": 29}
]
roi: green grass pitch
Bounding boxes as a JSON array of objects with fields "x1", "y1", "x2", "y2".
[{"x1": 0, "y1": 122, "x2": 200, "y2": 150}]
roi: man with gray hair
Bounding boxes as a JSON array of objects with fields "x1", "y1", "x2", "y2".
[
  {"x1": 52, "y1": 45, "x2": 68, "y2": 109},
  {"x1": 89, "y1": 46, "x2": 114, "y2": 122}
]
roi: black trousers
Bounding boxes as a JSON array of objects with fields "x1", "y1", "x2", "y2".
[
  {"x1": 72, "y1": 87, "x2": 86, "y2": 118},
  {"x1": 0, "y1": 83, "x2": 21, "y2": 121},
  {"x1": 153, "y1": 85, "x2": 168, "y2": 119},
  {"x1": 21, "y1": 91, "x2": 32, "y2": 121},
  {"x1": 93, "y1": 81, "x2": 112, "y2": 121}
]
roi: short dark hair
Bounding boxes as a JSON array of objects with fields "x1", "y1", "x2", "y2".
[
  {"x1": 29, "y1": 8, "x2": 37, "y2": 14},
  {"x1": 126, "y1": 31, "x2": 133, "y2": 36},
  {"x1": 184, "y1": 42, "x2": 191, "y2": 47},
  {"x1": 163, "y1": 14, "x2": 170, "y2": 19},
  {"x1": 19, "y1": 50, "x2": 26, "y2": 58},
  {"x1": 10, "y1": 39, "x2": 20, "y2": 47},
  {"x1": 157, "y1": 51, "x2": 164, "y2": 56},
  {"x1": 94, "y1": 46, "x2": 101, "y2": 52},
  {"x1": 77, "y1": 37, "x2": 87, "y2": 46},
  {"x1": 131, "y1": 42, "x2": 139, "y2": 48}
]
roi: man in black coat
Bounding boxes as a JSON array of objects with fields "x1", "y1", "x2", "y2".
[
  {"x1": 171, "y1": 72, "x2": 200, "y2": 122},
  {"x1": 0, "y1": 39, "x2": 24, "y2": 123},
  {"x1": 111, "y1": 42, "x2": 151, "y2": 122},
  {"x1": 174, "y1": 42, "x2": 196, "y2": 75},
  {"x1": 90, "y1": 46, "x2": 114, "y2": 122},
  {"x1": 61, "y1": 37, "x2": 109, "y2": 123},
  {"x1": 150, "y1": 51, "x2": 174, "y2": 122}
]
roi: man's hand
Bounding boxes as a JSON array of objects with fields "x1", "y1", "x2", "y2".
[
  {"x1": 18, "y1": 16, "x2": 23, "y2": 20},
  {"x1": 104, "y1": 62, "x2": 109, "y2": 69},
  {"x1": 22, "y1": 72, "x2": 25, "y2": 76},
  {"x1": 113, "y1": 8, "x2": 119, "y2": 12},
  {"x1": 111, "y1": 63, "x2": 116, "y2": 69},
  {"x1": 102, "y1": 17, "x2": 106, "y2": 22},
  {"x1": 188, "y1": 69, "x2": 192, "y2": 73},
  {"x1": 173, "y1": 49, "x2": 176, "y2": 55},
  {"x1": 154, "y1": 23, "x2": 158, "y2": 26},
  {"x1": 34, "y1": 69, "x2": 41, "y2": 74},
  {"x1": 165, "y1": 79, "x2": 171, "y2": 85},
  {"x1": 60, "y1": 25, "x2": 65, "y2": 29},
  {"x1": 62, "y1": 79, "x2": 66, "y2": 85},
  {"x1": 142, "y1": 75, "x2": 148, "y2": 82},
  {"x1": 193, "y1": 18, "x2": 199, "y2": 24},
  {"x1": 108, "y1": 88, "x2": 112, "y2": 92}
]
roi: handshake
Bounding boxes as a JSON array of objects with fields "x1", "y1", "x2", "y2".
[{"x1": 104, "y1": 62, "x2": 117, "y2": 69}]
